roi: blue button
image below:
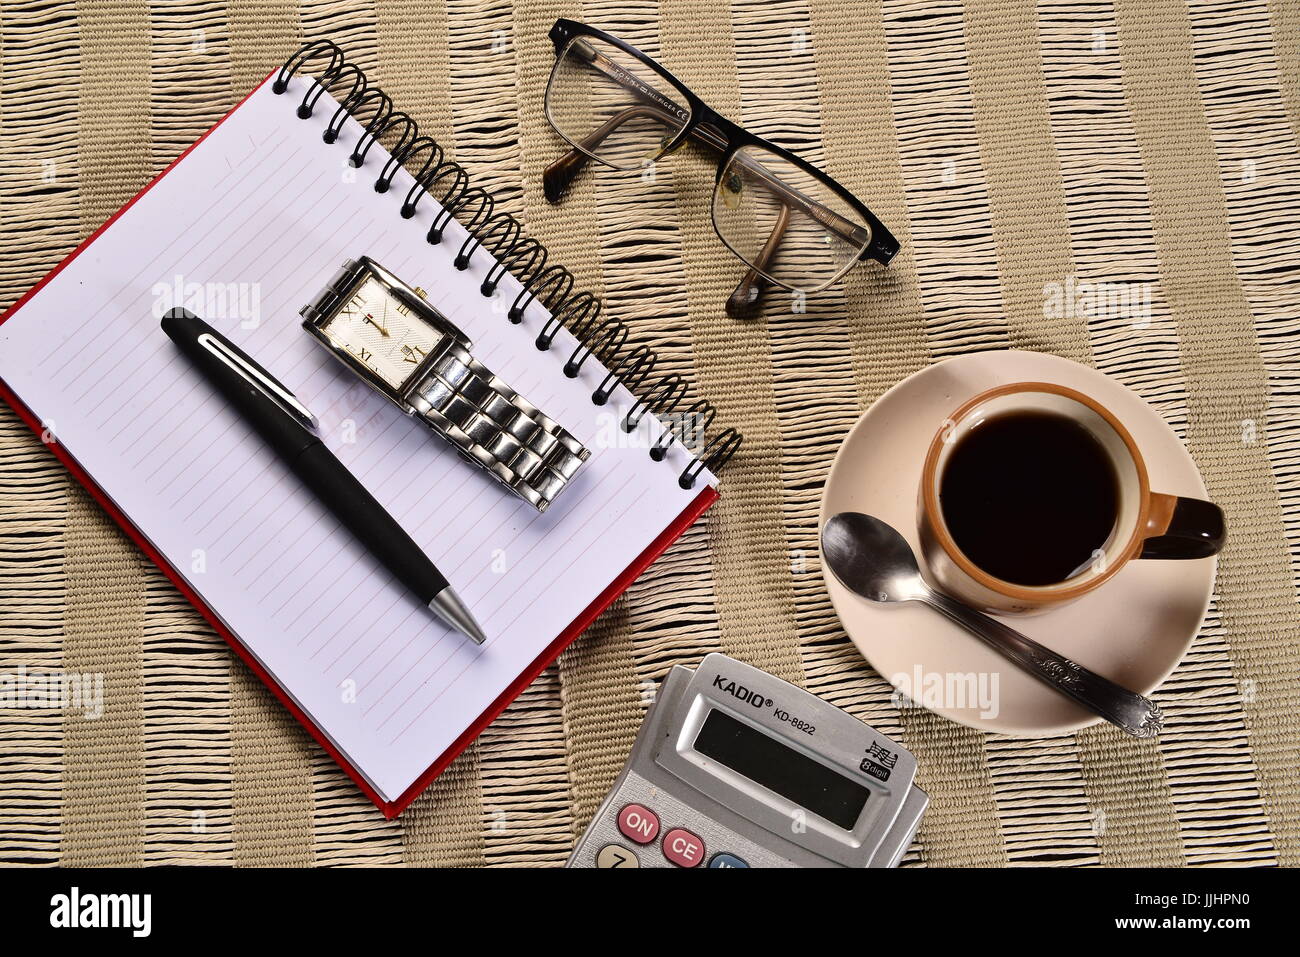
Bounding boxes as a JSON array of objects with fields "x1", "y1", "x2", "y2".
[{"x1": 708, "y1": 853, "x2": 749, "y2": 868}]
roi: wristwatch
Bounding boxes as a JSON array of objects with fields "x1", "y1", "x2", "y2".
[{"x1": 300, "y1": 256, "x2": 590, "y2": 512}]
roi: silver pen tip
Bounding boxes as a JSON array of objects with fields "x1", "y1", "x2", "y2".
[{"x1": 428, "y1": 587, "x2": 488, "y2": 645}]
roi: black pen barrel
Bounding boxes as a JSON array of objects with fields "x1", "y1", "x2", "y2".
[
  {"x1": 162, "y1": 308, "x2": 317, "y2": 456},
  {"x1": 290, "y1": 442, "x2": 449, "y2": 604},
  {"x1": 162, "y1": 306, "x2": 451, "y2": 607}
]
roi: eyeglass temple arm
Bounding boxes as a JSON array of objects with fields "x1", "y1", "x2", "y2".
[
  {"x1": 543, "y1": 104, "x2": 660, "y2": 201},
  {"x1": 726, "y1": 202, "x2": 790, "y2": 319},
  {"x1": 546, "y1": 48, "x2": 872, "y2": 251}
]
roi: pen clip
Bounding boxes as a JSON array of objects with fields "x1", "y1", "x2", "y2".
[{"x1": 197, "y1": 332, "x2": 319, "y2": 431}]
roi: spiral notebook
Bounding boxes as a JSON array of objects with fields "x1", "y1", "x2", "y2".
[{"x1": 0, "y1": 46, "x2": 738, "y2": 817}]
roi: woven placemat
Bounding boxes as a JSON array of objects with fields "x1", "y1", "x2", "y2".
[{"x1": 1, "y1": 0, "x2": 1296, "y2": 867}]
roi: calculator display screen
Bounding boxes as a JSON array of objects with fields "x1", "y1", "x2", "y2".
[{"x1": 692, "y1": 708, "x2": 869, "y2": 830}]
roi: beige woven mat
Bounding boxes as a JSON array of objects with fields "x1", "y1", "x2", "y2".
[{"x1": 1, "y1": 0, "x2": 1296, "y2": 867}]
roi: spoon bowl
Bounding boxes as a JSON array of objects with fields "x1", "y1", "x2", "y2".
[{"x1": 821, "y1": 511, "x2": 927, "y2": 603}]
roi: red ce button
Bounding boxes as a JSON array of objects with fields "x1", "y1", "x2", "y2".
[{"x1": 662, "y1": 828, "x2": 705, "y2": 868}]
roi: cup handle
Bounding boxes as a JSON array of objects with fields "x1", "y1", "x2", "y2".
[{"x1": 1140, "y1": 492, "x2": 1226, "y2": 560}]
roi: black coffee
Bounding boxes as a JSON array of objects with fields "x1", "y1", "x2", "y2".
[{"x1": 939, "y1": 411, "x2": 1118, "y2": 587}]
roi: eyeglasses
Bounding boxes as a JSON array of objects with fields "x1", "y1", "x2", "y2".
[{"x1": 542, "y1": 19, "x2": 899, "y2": 318}]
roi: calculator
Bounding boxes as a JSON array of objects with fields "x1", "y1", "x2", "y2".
[{"x1": 567, "y1": 653, "x2": 927, "y2": 868}]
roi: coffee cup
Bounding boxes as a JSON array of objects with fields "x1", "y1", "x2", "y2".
[{"x1": 918, "y1": 382, "x2": 1225, "y2": 615}]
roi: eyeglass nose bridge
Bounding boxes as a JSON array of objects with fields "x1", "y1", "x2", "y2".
[
  {"x1": 689, "y1": 114, "x2": 739, "y2": 156},
  {"x1": 659, "y1": 136, "x2": 689, "y2": 158},
  {"x1": 653, "y1": 114, "x2": 730, "y2": 164}
]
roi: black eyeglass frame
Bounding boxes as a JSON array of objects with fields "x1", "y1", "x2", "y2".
[{"x1": 546, "y1": 19, "x2": 900, "y2": 281}]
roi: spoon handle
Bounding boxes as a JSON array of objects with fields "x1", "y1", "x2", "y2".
[{"x1": 920, "y1": 590, "x2": 1163, "y2": 738}]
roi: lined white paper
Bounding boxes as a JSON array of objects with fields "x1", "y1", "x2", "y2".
[{"x1": 0, "y1": 77, "x2": 714, "y2": 803}]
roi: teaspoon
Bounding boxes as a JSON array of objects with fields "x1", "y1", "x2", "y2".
[{"x1": 821, "y1": 511, "x2": 1162, "y2": 738}]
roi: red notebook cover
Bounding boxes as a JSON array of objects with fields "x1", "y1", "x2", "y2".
[{"x1": 0, "y1": 72, "x2": 719, "y2": 819}]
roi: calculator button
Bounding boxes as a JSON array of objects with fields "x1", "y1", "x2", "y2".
[
  {"x1": 617, "y1": 804, "x2": 660, "y2": 844},
  {"x1": 596, "y1": 844, "x2": 640, "y2": 868},
  {"x1": 708, "y1": 853, "x2": 749, "y2": 868},
  {"x1": 662, "y1": 828, "x2": 705, "y2": 868}
]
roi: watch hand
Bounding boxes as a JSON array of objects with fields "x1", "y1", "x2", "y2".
[{"x1": 362, "y1": 312, "x2": 390, "y2": 337}]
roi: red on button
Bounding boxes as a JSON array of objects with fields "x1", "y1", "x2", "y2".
[
  {"x1": 662, "y1": 828, "x2": 705, "y2": 868},
  {"x1": 617, "y1": 804, "x2": 660, "y2": 845}
]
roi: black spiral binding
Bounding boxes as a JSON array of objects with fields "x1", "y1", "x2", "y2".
[{"x1": 274, "y1": 41, "x2": 741, "y2": 489}]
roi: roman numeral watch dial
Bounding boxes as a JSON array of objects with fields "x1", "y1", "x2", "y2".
[
  {"x1": 301, "y1": 257, "x2": 590, "y2": 512},
  {"x1": 320, "y1": 275, "x2": 436, "y2": 390}
]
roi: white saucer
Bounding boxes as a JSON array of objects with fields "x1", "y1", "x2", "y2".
[{"x1": 819, "y1": 351, "x2": 1216, "y2": 736}]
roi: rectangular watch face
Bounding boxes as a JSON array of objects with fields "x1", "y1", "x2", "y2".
[{"x1": 319, "y1": 273, "x2": 443, "y2": 391}]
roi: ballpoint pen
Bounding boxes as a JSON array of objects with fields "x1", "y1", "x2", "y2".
[{"x1": 161, "y1": 307, "x2": 488, "y2": 645}]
